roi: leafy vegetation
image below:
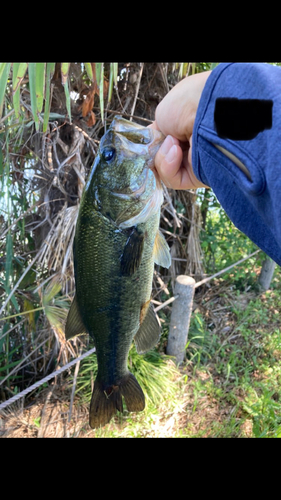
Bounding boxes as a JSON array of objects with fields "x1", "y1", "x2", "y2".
[
  {"x1": 0, "y1": 62, "x2": 207, "y2": 399},
  {"x1": 199, "y1": 189, "x2": 264, "y2": 288},
  {"x1": 0, "y1": 62, "x2": 281, "y2": 438},
  {"x1": 184, "y1": 279, "x2": 281, "y2": 438}
]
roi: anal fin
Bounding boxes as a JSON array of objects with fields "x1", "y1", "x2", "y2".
[
  {"x1": 134, "y1": 302, "x2": 161, "y2": 354},
  {"x1": 65, "y1": 294, "x2": 88, "y2": 340}
]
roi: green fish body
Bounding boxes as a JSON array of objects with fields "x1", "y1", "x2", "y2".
[{"x1": 65, "y1": 117, "x2": 171, "y2": 428}]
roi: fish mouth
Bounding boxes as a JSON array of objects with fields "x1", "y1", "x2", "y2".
[
  {"x1": 113, "y1": 117, "x2": 152, "y2": 144},
  {"x1": 112, "y1": 116, "x2": 164, "y2": 169},
  {"x1": 107, "y1": 117, "x2": 165, "y2": 227},
  {"x1": 110, "y1": 117, "x2": 164, "y2": 200}
]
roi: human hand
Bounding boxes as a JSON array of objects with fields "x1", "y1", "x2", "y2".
[{"x1": 150, "y1": 71, "x2": 211, "y2": 190}]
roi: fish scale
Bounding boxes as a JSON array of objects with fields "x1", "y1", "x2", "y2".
[{"x1": 65, "y1": 117, "x2": 171, "y2": 428}]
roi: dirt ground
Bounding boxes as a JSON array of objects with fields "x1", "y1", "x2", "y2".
[
  {"x1": 0, "y1": 383, "x2": 90, "y2": 437},
  {"x1": 0, "y1": 283, "x2": 258, "y2": 438},
  {"x1": 0, "y1": 376, "x2": 235, "y2": 438}
]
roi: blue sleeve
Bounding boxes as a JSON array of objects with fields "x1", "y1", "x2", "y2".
[{"x1": 192, "y1": 62, "x2": 281, "y2": 266}]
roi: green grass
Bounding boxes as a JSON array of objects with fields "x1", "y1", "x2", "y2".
[
  {"x1": 72, "y1": 344, "x2": 185, "y2": 437},
  {"x1": 179, "y1": 276, "x2": 281, "y2": 438},
  {"x1": 69, "y1": 273, "x2": 281, "y2": 437}
]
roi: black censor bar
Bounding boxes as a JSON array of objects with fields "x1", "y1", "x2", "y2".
[{"x1": 214, "y1": 98, "x2": 273, "y2": 141}]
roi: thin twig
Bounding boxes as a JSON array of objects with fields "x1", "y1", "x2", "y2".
[
  {"x1": 68, "y1": 347, "x2": 83, "y2": 422},
  {"x1": 0, "y1": 248, "x2": 43, "y2": 317},
  {"x1": 153, "y1": 249, "x2": 261, "y2": 313},
  {"x1": 195, "y1": 249, "x2": 261, "y2": 288},
  {"x1": 130, "y1": 63, "x2": 144, "y2": 121},
  {"x1": 100, "y1": 107, "x2": 153, "y2": 124},
  {"x1": 37, "y1": 384, "x2": 56, "y2": 438},
  {"x1": 0, "y1": 198, "x2": 65, "y2": 241},
  {"x1": 154, "y1": 295, "x2": 179, "y2": 313},
  {"x1": 0, "y1": 347, "x2": 96, "y2": 413},
  {"x1": 157, "y1": 63, "x2": 169, "y2": 94},
  {"x1": 0, "y1": 108, "x2": 15, "y2": 125},
  {"x1": 155, "y1": 272, "x2": 170, "y2": 295},
  {"x1": 0, "y1": 307, "x2": 44, "y2": 322},
  {"x1": 0, "y1": 318, "x2": 26, "y2": 343},
  {"x1": 0, "y1": 338, "x2": 49, "y2": 387}
]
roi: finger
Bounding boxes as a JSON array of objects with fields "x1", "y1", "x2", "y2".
[
  {"x1": 154, "y1": 135, "x2": 183, "y2": 189},
  {"x1": 154, "y1": 135, "x2": 209, "y2": 190}
]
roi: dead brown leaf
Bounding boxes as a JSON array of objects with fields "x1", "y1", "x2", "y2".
[
  {"x1": 86, "y1": 111, "x2": 96, "y2": 127},
  {"x1": 82, "y1": 87, "x2": 96, "y2": 117}
]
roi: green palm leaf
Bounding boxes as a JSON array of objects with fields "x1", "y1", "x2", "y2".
[
  {"x1": 84, "y1": 63, "x2": 94, "y2": 81},
  {"x1": 12, "y1": 63, "x2": 27, "y2": 118},
  {"x1": 0, "y1": 63, "x2": 12, "y2": 118},
  {"x1": 28, "y1": 63, "x2": 40, "y2": 131},
  {"x1": 61, "y1": 63, "x2": 71, "y2": 122},
  {"x1": 43, "y1": 62, "x2": 55, "y2": 133}
]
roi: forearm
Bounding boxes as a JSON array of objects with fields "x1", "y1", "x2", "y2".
[{"x1": 192, "y1": 62, "x2": 281, "y2": 265}]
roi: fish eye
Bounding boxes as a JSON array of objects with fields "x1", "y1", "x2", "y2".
[{"x1": 102, "y1": 147, "x2": 115, "y2": 162}]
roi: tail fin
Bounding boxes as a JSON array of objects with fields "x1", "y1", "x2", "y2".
[
  {"x1": 89, "y1": 373, "x2": 145, "y2": 429},
  {"x1": 119, "y1": 373, "x2": 145, "y2": 412}
]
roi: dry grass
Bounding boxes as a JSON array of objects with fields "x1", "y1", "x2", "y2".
[
  {"x1": 0, "y1": 379, "x2": 191, "y2": 438},
  {"x1": 0, "y1": 385, "x2": 89, "y2": 438}
]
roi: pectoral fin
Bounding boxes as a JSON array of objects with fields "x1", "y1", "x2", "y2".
[
  {"x1": 134, "y1": 302, "x2": 161, "y2": 354},
  {"x1": 65, "y1": 295, "x2": 88, "y2": 340},
  {"x1": 120, "y1": 227, "x2": 145, "y2": 276},
  {"x1": 153, "y1": 230, "x2": 171, "y2": 269}
]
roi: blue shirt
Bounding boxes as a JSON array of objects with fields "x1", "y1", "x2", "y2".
[{"x1": 192, "y1": 62, "x2": 281, "y2": 266}]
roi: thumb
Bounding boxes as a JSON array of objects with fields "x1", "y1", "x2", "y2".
[
  {"x1": 154, "y1": 134, "x2": 209, "y2": 190},
  {"x1": 154, "y1": 135, "x2": 183, "y2": 189}
]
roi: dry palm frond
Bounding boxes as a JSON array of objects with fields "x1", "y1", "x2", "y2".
[
  {"x1": 160, "y1": 187, "x2": 205, "y2": 288},
  {"x1": 162, "y1": 185, "x2": 182, "y2": 230},
  {"x1": 40, "y1": 277, "x2": 84, "y2": 364},
  {"x1": 38, "y1": 204, "x2": 79, "y2": 282},
  {"x1": 186, "y1": 200, "x2": 204, "y2": 277}
]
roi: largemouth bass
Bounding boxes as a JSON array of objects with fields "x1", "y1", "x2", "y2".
[{"x1": 65, "y1": 117, "x2": 171, "y2": 428}]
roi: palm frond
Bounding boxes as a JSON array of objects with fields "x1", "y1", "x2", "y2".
[{"x1": 39, "y1": 204, "x2": 79, "y2": 278}]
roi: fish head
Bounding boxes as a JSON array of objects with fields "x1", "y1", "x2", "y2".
[{"x1": 87, "y1": 117, "x2": 165, "y2": 228}]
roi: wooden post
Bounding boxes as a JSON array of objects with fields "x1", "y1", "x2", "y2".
[
  {"x1": 258, "y1": 256, "x2": 276, "y2": 291},
  {"x1": 167, "y1": 275, "x2": 195, "y2": 365}
]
